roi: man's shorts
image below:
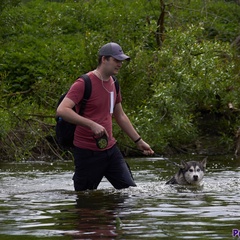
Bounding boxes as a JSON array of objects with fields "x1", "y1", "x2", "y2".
[{"x1": 73, "y1": 144, "x2": 136, "y2": 191}]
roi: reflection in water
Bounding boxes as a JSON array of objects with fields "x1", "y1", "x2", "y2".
[
  {"x1": 0, "y1": 155, "x2": 240, "y2": 239},
  {"x1": 65, "y1": 191, "x2": 127, "y2": 239}
]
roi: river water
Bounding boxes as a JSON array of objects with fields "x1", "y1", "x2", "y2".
[{"x1": 0, "y1": 154, "x2": 240, "y2": 240}]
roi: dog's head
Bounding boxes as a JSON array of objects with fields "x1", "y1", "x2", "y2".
[{"x1": 180, "y1": 157, "x2": 207, "y2": 185}]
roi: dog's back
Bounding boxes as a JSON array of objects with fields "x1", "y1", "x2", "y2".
[{"x1": 166, "y1": 158, "x2": 207, "y2": 185}]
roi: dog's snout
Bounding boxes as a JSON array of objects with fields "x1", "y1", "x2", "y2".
[{"x1": 193, "y1": 175, "x2": 198, "y2": 181}]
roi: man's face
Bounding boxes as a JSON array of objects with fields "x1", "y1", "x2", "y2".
[{"x1": 104, "y1": 57, "x2": 123, "y2": 75}]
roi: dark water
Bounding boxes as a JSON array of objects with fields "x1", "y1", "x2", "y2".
[{"x1": 0, "y1": 155, "x2": 240, "y2": 240}]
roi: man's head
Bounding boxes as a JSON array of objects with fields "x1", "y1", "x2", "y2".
[{"x1": 98, "y1": 42, "x2": 130, "y2": 61}]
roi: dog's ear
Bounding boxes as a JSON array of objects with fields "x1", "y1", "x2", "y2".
[
  {"x1": 201, "y1": 157, "x2": 207, "y2": 168},
  {"x1": 180, "y1": 160, "x2": 188, "y2": 169}
]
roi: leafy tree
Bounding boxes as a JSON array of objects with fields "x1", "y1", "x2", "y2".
[{"x1": 0, "y1": 0, "x2": 240, "y2": 160}]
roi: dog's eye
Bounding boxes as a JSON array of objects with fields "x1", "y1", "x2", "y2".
[
  {"x1": 197, "y1": 169, "x2": 200, "y2": 172},
  {"x1": 189, "y1": 169, "x2": 193, "y2": 172}
]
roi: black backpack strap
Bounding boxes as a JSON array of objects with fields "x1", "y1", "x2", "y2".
[
  {"x1": 112, "y1": 75, "x2": 119, "y2": 96},
  {"x1": 78, "y1": 74, "x2": 92, "y2": 115}
]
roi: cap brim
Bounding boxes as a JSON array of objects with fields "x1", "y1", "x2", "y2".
[{"x1": 113, "y1": 54, "x2": 130, "y2": 61}]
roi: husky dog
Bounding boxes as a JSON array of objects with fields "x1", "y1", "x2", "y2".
[{"x1": 166, "y1": 157, "x2": 207, "y2": 185}]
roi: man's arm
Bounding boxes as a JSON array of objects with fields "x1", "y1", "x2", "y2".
[
  {"x1": 56, "y1": 97, "x2": 108, "y2": 137},
  {"x1": 113, "y1": 103, "x2": 154, "y2": 155}
]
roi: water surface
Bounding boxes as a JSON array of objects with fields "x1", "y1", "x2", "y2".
[{"x1": 0, "y1": 155, "x2": 240, "y2": 239}]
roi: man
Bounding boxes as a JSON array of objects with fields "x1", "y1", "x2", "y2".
[{"x1": 56, "y1": 42, "x2": 154, "y2": 191}]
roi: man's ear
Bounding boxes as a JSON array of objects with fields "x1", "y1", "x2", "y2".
[{"x1": 102, "y1": 56, "x2": 110, "y2": 62}]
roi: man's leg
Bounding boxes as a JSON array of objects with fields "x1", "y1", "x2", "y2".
[
  {"x1": 73, "y1": 147, "x2": 106, "y2": 191},
  {"x1": 105, "y1": 145, "x2": 137, "y2": 189}
]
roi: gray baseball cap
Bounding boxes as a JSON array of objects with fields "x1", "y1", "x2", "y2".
[{"x1": 98, "y1": 42, "x2": 130, "y2": 61}]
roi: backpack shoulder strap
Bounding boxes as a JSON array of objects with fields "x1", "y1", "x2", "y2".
[
  {"x1": 78, "y1": 74, "x2": 92, "y2": 115},
  {"x1": 112, "y1": 75, "x2": 119, "y2": 95}
]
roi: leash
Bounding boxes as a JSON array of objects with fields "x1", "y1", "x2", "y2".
[
  {"x1": 153, "y1": 152, "x2": 182, "y2": 168},
  {"x1": 121, "y1": 144, "x2": 182, "y2": 168}
]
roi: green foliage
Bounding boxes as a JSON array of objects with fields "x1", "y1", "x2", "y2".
[
  {"x1": 0, "y1": 0, "x2": 240, "y2": 160},
  {"x1": 130, "y1": 25, "x2": 240, "y2": 151}
]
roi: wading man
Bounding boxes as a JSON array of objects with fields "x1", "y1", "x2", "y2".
[{"x1": 56, "y1": 42, "x2": 154, "y2": 191}]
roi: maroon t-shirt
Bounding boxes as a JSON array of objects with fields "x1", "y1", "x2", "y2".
[{"x1": 66, "y1": 71, "x2": 122, "y2": 150}]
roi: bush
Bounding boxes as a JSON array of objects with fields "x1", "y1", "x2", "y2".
[{"x1": 0, "y1": 0, "x2": 240, "y2": 160}]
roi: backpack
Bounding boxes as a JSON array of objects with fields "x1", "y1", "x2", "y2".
[{"x1": 55, "y1": 74, "x2": 119, "y2": 149}]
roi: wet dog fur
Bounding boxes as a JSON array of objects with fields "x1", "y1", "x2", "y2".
[{"x1": 166, "y1": 157, "x2": 207, "y2": 185}]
